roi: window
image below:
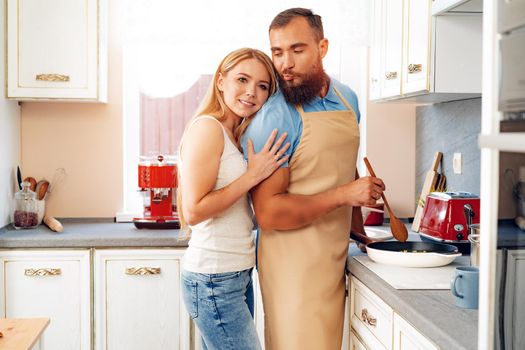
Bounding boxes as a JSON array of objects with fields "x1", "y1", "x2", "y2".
[{"x1": 118, "y1": 0, "x2": 371, "y2": 221}]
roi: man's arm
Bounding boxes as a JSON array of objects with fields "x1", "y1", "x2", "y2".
[{"x1": 251, "y1": 168, "x2": 385, "y2": 231}]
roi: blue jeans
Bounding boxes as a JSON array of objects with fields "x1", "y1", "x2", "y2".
[{"x1": 181, "y1": 268, "x2": 261, "y2": 350}]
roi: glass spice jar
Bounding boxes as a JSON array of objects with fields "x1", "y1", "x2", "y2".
[{"x1": 12, "y1": 181, "x2": 39, "y2": 229}]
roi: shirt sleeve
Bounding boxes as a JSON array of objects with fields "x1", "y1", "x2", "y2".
[{"x1": 240, "y1": 93, "x2": 300, "y2": 168}]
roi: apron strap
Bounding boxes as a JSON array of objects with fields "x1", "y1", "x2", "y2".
[{"x1": 333, "y1": 86, "x2": 355, "y2": 112}]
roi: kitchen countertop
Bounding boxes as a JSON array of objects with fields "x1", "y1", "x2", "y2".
[
  {"x1": 348, "y1": 226, "x2": 478, "y2": 350},
  {"x1": 497, "y1": 219, "x2": 525, "y2": 248},
  {"x1": 1, "y1": 220, "x2": 478, "y2": 349},
  {"x1": 0, "y1": 218, "x2": 189, "y2": 248}
]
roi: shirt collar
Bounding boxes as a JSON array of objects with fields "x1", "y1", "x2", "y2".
[{"x1": 304, "y1": 79, "x2": 339, "y2": 107}]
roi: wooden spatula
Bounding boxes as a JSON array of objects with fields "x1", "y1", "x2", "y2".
[{"x1": 363, "y1": 157, "x2": 408, "y2": 242}]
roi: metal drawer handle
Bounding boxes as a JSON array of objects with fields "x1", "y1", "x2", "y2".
[
  {"x1": 385, "y1": 71, "x2": 398, "y2": 80},
  {"x1": 24, "y1": 268, "x2": 61, "y2": 276},
  {"x1": 125, "y1": 267, "x2": 161, "y2": 275},
  {"x1": 361, "y1": 308, "x2": 377, "y2": 327},
  {"x1": 408, "y1": 64, "x2": 423, "y2": 74},
  {"x1": 35, "y1": 74, "x2": 70, "y2": 82}
]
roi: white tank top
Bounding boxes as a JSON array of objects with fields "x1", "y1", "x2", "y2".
[{"x1": 179, "y1": 116, "x2": 255, "y2": 273}]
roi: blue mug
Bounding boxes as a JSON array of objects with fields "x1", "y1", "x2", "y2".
[{"x1": 450, "y1": 266, "x2": 479, "y2": 309}]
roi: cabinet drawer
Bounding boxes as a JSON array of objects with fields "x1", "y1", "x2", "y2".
[
  {"x1": 350, "y1": 329, "x2": 368, "y2": 350},
  {"x1": 350, "y1": 326, "x2": 388, "y2": 350},
  {"x1": 350, "y1": 276, "x2": 393, "y2": 350}
]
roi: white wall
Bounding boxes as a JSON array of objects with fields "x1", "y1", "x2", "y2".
[{"x1": 0, "y1": 6, "x2": 21, "y2": 227}]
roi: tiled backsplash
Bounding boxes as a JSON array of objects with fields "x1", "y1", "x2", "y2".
[
  {"x1": 416, "y1": 98, "x2": 482, "y2": 199},
  {"x1": 416, "y1": 98, "x2": 525, "y2": 219}
]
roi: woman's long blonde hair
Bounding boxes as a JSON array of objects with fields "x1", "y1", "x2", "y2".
[{"x1": 177, "y1": 48, "x2": 278, "y2": 229}]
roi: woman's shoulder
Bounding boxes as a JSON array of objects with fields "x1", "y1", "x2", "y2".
[
  {"x1": 181, "y1": 115, "x2": 224, "y2": 153},
  {"x1": 189, "y1": 115, "x2": 223, "y2": 128},
  {"x1": 186, "y1": 115, "x2": 224, "y2": 136}
]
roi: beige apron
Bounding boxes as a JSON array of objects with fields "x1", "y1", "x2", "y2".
[{"x1": 258, "y1": 87, "x2": 360, "y2": 350}]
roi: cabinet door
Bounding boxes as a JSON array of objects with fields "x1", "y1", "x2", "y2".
[
  {"x1": 503, "y1": 249, "x2": 525, "y2": 350},
  {"x1": 402, "y1": 0, "x2": 431, "y2": 95},
  {"x1": 380, "y1": 0, "x2": 403, "y2": 98},
  {"x1": 6, "y1": 0, "x2": 107, "y2": 101},
  {"x1": 369, "y1": 0, "x2": 384, "y2": 101},
  {"x1": 94, "y1": 249, "x2": 190, "y2": 350},
  {"x1": 393, "y1": 313, "x2": 438, "y2": 350},
  {"x1": 0, "y1": 250, "x2": 91, "y2": 350}
]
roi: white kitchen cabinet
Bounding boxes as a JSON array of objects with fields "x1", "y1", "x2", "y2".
[
  {"x1": 369, "y1": 0, "x2": 384, "y2": 101},
  {"x1": 349, "y1": 276, "x2": 437, "y2": 350},
  {"x1": 94, "y1": 249, "x2": 190, "y2": 350},
  {"x1": 0, "y1": 249, "x2": 91, "y2": 350},
  {"x1": 393, "y1": 313, "x2": 438, "y2": 350},
  {"x1": 253, "y1": 269, "x2": 266, "y2": 349},
  {"x1": 380, "y1": 0, "x2": 403, "y2": 99},
  {"x1": 432, "y1": 0, "x2": 484, "y2": 15},
  {"x1": 6, "y1": 0, "x2": 107, "y2": 102},
  {"x1": 370, "y1": 0, "x2": 482, "y2": 103},
  {"x1": 349, "y1": 329, "x2": 369, "y2": 350},
  {"x1": 350, "y1": 276, "x2": 392, "y2": 350},
  {"x1": 401, "y1": 0, "x2": 431, "y2": 95},
  {"x1": 500, "y1": 249, "x2": 525, "y2": 350}
]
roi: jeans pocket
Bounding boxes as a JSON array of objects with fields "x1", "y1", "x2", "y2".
[
  {"x1": 210, "y1": 271, "x2": 241, "y2": 283},
  {"x1": 182, "y1": 278, "x2": 198, "y2": 319}
]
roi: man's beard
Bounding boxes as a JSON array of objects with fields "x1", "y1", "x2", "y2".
[{"x1": 278, "y1": 64, "x2": 328, "y2": 105}]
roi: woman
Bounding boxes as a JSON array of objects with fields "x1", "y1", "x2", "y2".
[{"x1": 178, "y1": 48, "x2": 289, "y2": 350}]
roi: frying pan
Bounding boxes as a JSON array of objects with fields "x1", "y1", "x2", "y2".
[{"x1": 350, "y1": 231, "x2": 461, "y2": 268}]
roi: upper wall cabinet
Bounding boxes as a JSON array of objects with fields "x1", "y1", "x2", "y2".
[
  {"x1": 369, "y1": 0, "x2": 482, "y2": 103},
  {"x1": 6, "y1": 0, "x2": 107, "y2": 102},
  {"x1": 432, "y1": 0, "x2": 483, "y2": 16}
]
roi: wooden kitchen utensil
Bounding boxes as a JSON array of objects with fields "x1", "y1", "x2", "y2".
[
  {"x1": 363, "y1": 157, "x2": 408, "y2": 242},
  {"x1": 35, "y1": 180, "x2": 49, "y2": 201},
  {"x1": 23, "y1": 177, "x2": 37, "y2": 192},
  {"x1": 412, "y1": 152, "x2": 443, "y2": 232}
]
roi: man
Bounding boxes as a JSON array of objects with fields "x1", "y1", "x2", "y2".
[{"x1": 241, "y1": 8, "x2": 385, "y2": 350}]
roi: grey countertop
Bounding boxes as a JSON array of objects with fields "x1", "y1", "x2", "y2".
[
  {"x1": 497, "y1": 220, "x2": 525, "y2": 248},
  {"x1": 347, "y1": 227, "x2": 478, "y2": 350},
  {"x1": 0, "y1": 218, "x2": 189, "y2": 248},
  {"x1": 1, "y1": 220, "x2": 477, "y2": 349}
]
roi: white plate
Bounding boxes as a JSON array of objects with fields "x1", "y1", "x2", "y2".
[{"x1": 364, "y1": 227, "x2": 393, "y2": 241}]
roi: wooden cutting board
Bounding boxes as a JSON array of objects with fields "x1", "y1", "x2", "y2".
[
  {"x1": 412, "y1": 152, "x2": 442, "y2": 232},
  {"x1": 0, "y1": 318, "x2": 50, "y2": 350}
]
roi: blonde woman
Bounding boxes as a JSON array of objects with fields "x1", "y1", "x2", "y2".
[{"x1": 178, "y1": 48, "x2": 289, "y2": 350}]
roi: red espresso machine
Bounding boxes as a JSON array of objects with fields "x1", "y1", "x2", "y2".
[{"x1": 133, "y1": 155, "x2": 181, "y2": 229}]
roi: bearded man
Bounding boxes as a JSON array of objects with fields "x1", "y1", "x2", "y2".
[{"x1": 241, "y1": 8, "x2": 385, "y2": 350}]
